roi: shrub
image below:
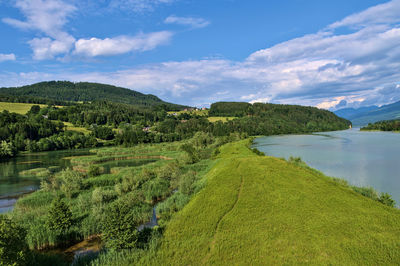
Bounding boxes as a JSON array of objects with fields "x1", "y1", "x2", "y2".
[
  {"x1": 46, "y1": 198, "x2": 74, "y2": 233},
  {"x1": 88, "y1": 165, "x2": 103, "y2": 177},
  {"x1": 57, "y1": 169, "x2": 84, "y2": 198},
  {"x1": 378, "y1": 193, "x2": 396, "y2": 207}
]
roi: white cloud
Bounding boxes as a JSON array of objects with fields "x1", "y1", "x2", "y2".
[
  {"x1": 3, "y1": 0, "x2": 173, "y2": 60},
  {"x1": 109, "y1": 0, "x2": 176, "y2": 13},
  {"x1": 0, "y1": 53, "x2": 16, "y2": 62},
  {"x1": 3, "y1": 0, "x2": 76, "y2": 60},
  {"x1": 2, "y1": 0, "x2": 76, "y2": 39},
  {"x1": 329, "y1": 0, "x2": 400, "y2": 29},
  {"x1": 164, "y1": 15, "x2": 210, "y2": 28},
  {"x1": 73, "y1": 31, "x2": 173, "y2": 57},
  {"x1": 29, "y1": 34, "x2": 76, "y2": 60}
]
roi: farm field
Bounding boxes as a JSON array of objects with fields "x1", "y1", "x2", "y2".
[
  {"x1": 0, "y1": 102, "x2": 46, "y2": 114},
  {"x1": 153, "y1": 140, "x2": 400, "y2": 265}
]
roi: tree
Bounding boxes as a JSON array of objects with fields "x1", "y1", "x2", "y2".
[
  {"x1": 0, "y1": 216, "x2": 29, "y2": 266},
  {"x1": 46, "y1": 198, "x2": 74, "y2": 233},
  {"x1": 102, "y1": 199, "x2": 144, "y2": 250}
]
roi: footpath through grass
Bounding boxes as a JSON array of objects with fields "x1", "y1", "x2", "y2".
[{"x1": 154, "y1": 139, "x2": 400, "y2": 265}]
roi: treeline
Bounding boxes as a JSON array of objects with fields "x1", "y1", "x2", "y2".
[
  {"x1": 0, "y1": 81, "x2": 187, "y2": 110},
  {"x1": 361, "y1": 119, "x2": 400, "y2": 131},
  {"x1": 0, "y1": 94, "x2": 71, "y2": 106}
]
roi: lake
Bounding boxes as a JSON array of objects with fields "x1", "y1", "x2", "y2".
[
  {"x1": 0, "y1": 149, "x2": 92, "y2": 213},
  {"x1": 253, "y1": 129, "x2": 400, "y2": 205}
]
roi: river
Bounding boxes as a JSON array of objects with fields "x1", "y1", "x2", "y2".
[{"x1": 252, "y1": 129, "x2": 400, "y2": 205}]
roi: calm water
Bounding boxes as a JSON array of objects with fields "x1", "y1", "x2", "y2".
[
  {"x1": 253, "y1": 129, "x2": 400, "y2": 205},
  {"x1": 0, "y1": 149, "x2": 92, "y2": 213}
]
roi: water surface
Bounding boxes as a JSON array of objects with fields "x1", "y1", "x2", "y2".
[
  {"x1": 0, "y1": 149, "x2": 92, "y2": 213},
  {"x1": 253, "y1": 129, "x2": 400, "y2": 205}
]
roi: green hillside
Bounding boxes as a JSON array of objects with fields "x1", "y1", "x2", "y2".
[
  {"x1": 0, "y1": 81, "x2": 186, "y2": 110},
  {"x1": 154, "y1": 140, "x2": 400, "y2": 265}
]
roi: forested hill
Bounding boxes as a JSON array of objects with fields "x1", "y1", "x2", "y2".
[
  {"x1": 208, "y1": 101, "x2": 351, "y2": 133},
  {"x1": 0, "y1": 81, "x2": 187, "y2": 110}
]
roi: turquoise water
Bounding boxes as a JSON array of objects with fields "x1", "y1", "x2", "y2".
[{"x1": 253, "y1": 129, "x2": 400, "y2": 205}]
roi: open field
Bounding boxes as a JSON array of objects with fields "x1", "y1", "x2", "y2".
[
  {"x1": 0, "y1": 102, "x2": 46, "y2": 114},
  {"x1": 207, "y1": 116, "x2": 236, "y2": 123},
  {"x1": 168, "y1": 109, "x2": 208, "y2": 116},
  {"x1": 62, "y1": 121, "x2": 91, "y2": 135},
  {"x1": 154, "y1": 140, "x2": 400, "y2": 265}
]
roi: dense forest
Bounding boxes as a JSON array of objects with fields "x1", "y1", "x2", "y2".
[
  {"x1": 0, "y1": 81, "x2": 187, "y2": 110},
  {"x1": 361, "y1": 119, "x2": 400, "y2": 131}
]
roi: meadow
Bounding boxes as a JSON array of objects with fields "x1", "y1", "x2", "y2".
[
  {"x1": 153, "y1": 139, "x2": 400, "y2": 265},
  {"x1": 207, "y1": 116, "x2": 235, "y2": 123},
  {"x1": 0, "y1": 102, "x2": 46, "y2": 114}
]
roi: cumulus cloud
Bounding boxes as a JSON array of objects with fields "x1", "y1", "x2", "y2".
[
  {"x1": 0, "y1": 53, "x2": 16, "y2": 62},
  {"x1": 3, "y1": 0, "x2": 76, "y2": 60},
  {"x1": 2, "y1": 0, "x2": 76, "y2": 38},
  {"x1": 3, "y1": 0, "x2": 173, "y2": 60},
  {"x1": 74, "y1": 31, "x2": 173, "y2": 57},
  {"x1": 164, "y1": 15, "x2": 210, "y2": 28}
]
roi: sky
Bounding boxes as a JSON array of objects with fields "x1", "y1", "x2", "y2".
[{"x1": 0, "y1": 0, "x2": 399, "y2": 109}]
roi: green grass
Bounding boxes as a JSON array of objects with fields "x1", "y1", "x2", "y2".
[
  {"x1": 0, "y1": 102, "x2": 46, "y2": 114},
  {"x1": 61, "y1": 121, "x2": 91, "y2": 135},
  {"x1": 168, "y1": 109, "x2": 208, "y2": 116},
  {"x1": 207, "y1": 116, "x2": 236, "y2": 123},
  {"x1": 153, "y1": 139, "x2": 400, "y2": 265}
]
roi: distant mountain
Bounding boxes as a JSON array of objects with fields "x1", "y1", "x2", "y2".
[
  {"x1": 0, "y1": 81, "x2": 187, "y2": 110},
  {"x1": 334, "y1": 101, "x2": 400, "y2": 126},
  {"x1": 334, "y1": 106, "x2": 378, "y2": 120}
]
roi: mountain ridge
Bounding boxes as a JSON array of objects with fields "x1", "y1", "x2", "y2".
[{"x1": 334, "y1": 101, "x2": 400, "y2": 125}]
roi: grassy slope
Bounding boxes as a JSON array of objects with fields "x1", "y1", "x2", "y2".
[
  {"x1": 154, "y1": 140, "x2": 400, "y2": 265},
  {"x1": 0, "y1": 102, "x2": 46, "y2": 114}
]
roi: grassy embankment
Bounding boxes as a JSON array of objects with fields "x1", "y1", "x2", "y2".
[{"x1": 154, "y1": 139, "x2": 400, "y2": 265}]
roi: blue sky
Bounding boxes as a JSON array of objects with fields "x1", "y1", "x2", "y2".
[{"x1": 0, "y1": 0, "x2": 399, "y2": 109}]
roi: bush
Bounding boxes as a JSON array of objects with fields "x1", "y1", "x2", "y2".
[
  {"x1": 46, "y1": 198, "x2": 74, "y2": 233},
  {"x1": 88, "y1": 165, "x2": 103, "y2": 177},
  {"x1": 57, "y1": 169, "x2": 84, "y2": 198},
  {"x1": 378, "y1": 193, "x2": 396, "y2": 207}
]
